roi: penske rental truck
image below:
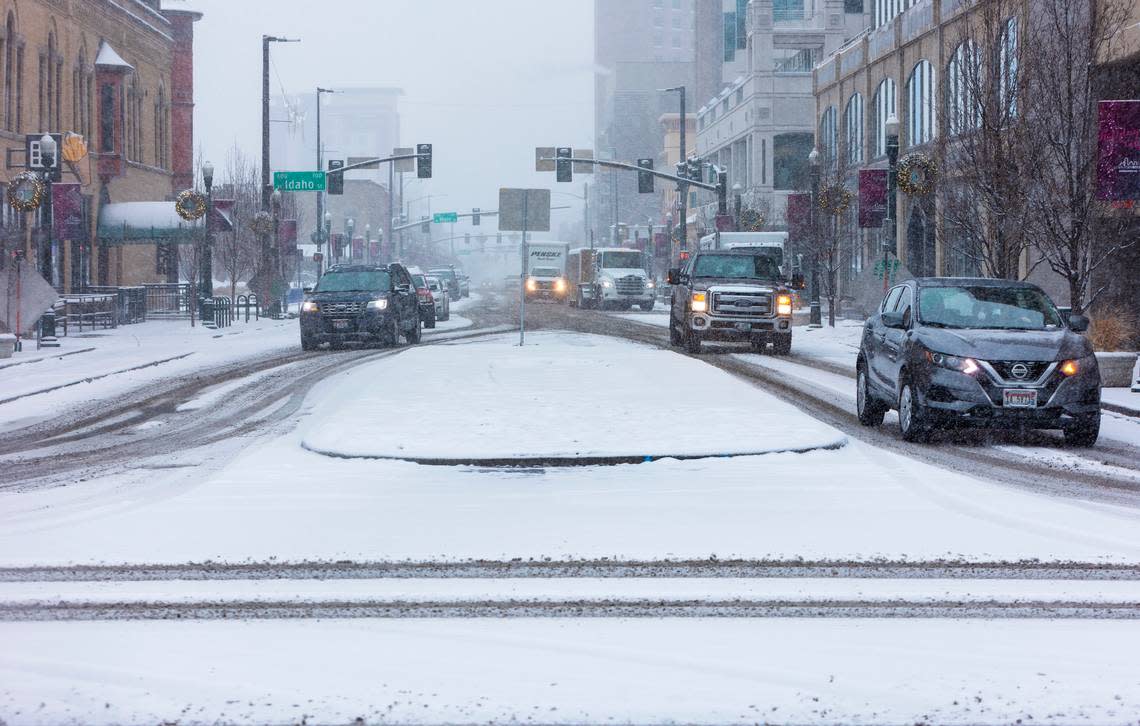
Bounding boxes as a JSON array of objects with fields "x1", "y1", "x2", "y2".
[{"x1": 525, "y1": 243, "x2": 569, "y2": 301}]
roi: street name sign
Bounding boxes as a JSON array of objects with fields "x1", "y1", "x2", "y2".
[
  {"x1": 273, "y1": 171, "x2": 325, "y2": 191},
  {"x1": 393, "y1": 147, "x2": 415, "y2": 173},
  {"x1": 433, "y1": 212, "x2": 458, "y2": 223}
]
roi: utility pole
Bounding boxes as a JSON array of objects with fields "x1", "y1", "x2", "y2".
[
  {"x1": 260, "y1": 35, "x2": 298, "y2": 315},
  {"x1": 662, "y1": 86, "x2": 687, "y2": 253},
  {"x1": 315, "y1": 87, "x2": 335, "y2": 276},
  {"x1": 583, "y1": 180, "x2": 589, "y2": 243}
]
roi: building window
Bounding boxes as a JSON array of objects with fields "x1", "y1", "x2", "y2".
[
  {"x1": 773, "y1": 132, "x2": 813, "y2": 190},
  {"x1": 999, "y1": 17, "x2": 1018, "y2": 118},
  {"x1": 37, "y1": 55, "x2": 44, "y2": 130},
  {"x1": 844, "y1": 93, "x2": 864, "y2": 166},
  {"x1": 723, "y1": 12, "x2": 736, "y2": 61},
  {"x1": 736, "y1": 0, "x2": 748, "y2": 49},
  {"x1": 873, "y1": 77, "x2": 897, "y2": 157},
  {"x1": 774, "y1": 0, "x2": 805, "y2": 23},
  {"x1": 872, "y1": 0, "x2": 905, "y2": 29},
  {"x1": 946, "y1": 41, "x2": 981, "y2": 136},
  {"x1": 845, "y1": 0, "x2": 864, "y2": 12},
  {"x1": 907, "y1": 59, "x2": 934, "y2": 147},
  {"x1": 761, "y1": 137, "x2": 767, "y2": 185},
  {"x1": 100, "y1": 83, "x2": 115, "y2": 153},
  {"x1": 673, "y1": 34, "x2": 682, "y2": 48},
  {"x1": 672, "y1": 15, "x2": 681, "y2": 28},
  {"x1": 736, "y1": 88, "x2": 744, "y2": 105},
  {"x1": 773, "y1": 47, "x2": 817, "y2": 73},
  {"x1": 818, "y1": 105, "x2": 838, "y2": 167}
]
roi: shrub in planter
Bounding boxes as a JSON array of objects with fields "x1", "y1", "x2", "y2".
[{"x1": 1089, "y1": 305, "x2": 1138, "y2": 352}]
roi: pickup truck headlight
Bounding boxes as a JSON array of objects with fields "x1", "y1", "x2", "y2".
[
  {"x1": 776, "y1": 294, "x2": 792, "y2": 316},
  {"x1": 646, "y1": 280, "x2": 655, "y2": 289},
  {"x1": 367, "y1": 298, "x2": 388, "y2": 311},
  {"x1": 600, "y1": 278, "x2": 614, "y2": 289},
  {"x1": 925, "y1": 349, "x2": 979, "y2": 375},
  {"x1": 691, "y1": 291, "x2": 708, "y2": 313},
  {"x1": 301, "y1": 300, "x2": 319, "y2": 313}
]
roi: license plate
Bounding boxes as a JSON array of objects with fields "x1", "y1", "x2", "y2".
[
  {"x1": 1003, "y1": 389, "x2": 1037, "y2": 408},
  {"x1": 735, "y1": 322, "x2": 751, "y2": 332},
  {"x1": 332, "y1": 319, "x2": 349, "y2": 330}
]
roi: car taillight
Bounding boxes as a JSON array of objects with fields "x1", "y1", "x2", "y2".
[{"x1": 417, "y1": 289, "x2": 432, "y2": 301}]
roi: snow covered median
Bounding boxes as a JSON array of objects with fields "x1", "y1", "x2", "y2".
[{"x1": 300, "y1": 331, "x2": 846, "y2": 461}]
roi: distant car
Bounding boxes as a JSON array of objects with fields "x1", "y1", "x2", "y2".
[
  {"x1": 856, "y1": 277, "x2": 1101, "y2": 446},
  {"x1": 299, "y1": 263, "x2": 422, "y2": 350},
  {"x1": 411, "y1": 273, "x2": 436, "y2": 329},
  {"x1": 428, "y1": 267, "x2": 462, "y2": 300},
  {"x1": 426, "y1": 275, "x2": 450, "y2": 322}
]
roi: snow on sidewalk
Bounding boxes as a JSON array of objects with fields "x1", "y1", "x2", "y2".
[{"x1": 301, "y1": 331, "x2": 847, "y2": 460}]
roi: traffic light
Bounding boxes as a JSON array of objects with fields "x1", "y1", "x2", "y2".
[
  {"x1": 556, "y1": 147, "x2": 572, "y2": 183},
  {"x1": 417, "y1": 143, "x2": 432, "y2": 179},
  {"x1": 420, "y1": 216, "x2": 430, "y2": 233},
  {"x1": 472, "y1": 207, "x2": 480, "y2": 226},
  {"x1": 327, "y1": 159, "x2": 344, "y2": 195},
  {"x1": 716, "y1": 170, "x2": 728, "y2": 214},
  {"x1": 686, "y1": 157, "x2": 702, "y2": 183},
  {"x1": 675, "y1": 161, "x2": 687, "y2": 180},
  {"x1": 637, "y1": 158, "x2": 654, "y2": 194}
]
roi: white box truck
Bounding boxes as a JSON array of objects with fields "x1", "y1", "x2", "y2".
[{"x1": 525, "y1": 243, "x2": 569, "y2": 301}]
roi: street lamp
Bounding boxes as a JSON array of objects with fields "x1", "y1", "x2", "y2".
[
  {"x1": 38, "y1": 133, "x2": 57, "y2": 288},
  {"x1": 808, "y1": 147, "x2": 822, "y2": 327},
  {"x1": 883, "y1": 113, "x2": 900, "y2": 293},
  {"x1": 314, "y1": 87, "x2": 337, "y2": 269},
  {"x1": 200, "y1": 160, "x2": 215, "y2": 321},
  {"x1": 732, "y1": 182, "x2": 743, "y2": 232},
  {"x1": 345, "y1": 217, "x2": 355, "y2": 263},
  {"x1": 271, "y1": 189, "x2": 282, "y2": 315},
  {"x1": 660, "y1": 86, "x2": 688, "y2": 255},
  {"x1": 365, "y1": 223, "x2": 372, "y2": 262},
  {"x1": 321, "y1": 211, "x2": 332, "y2": 276}
]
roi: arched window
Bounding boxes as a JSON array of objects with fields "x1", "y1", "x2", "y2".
[
  {"x1": 872, "y1": 77, "x2": 897, "y2": 158},
  {"x1": 946, "y1": 42, "x2": 980, "y2": 136},
  {"x1": 844, "y1": 93, "x2": 864, "y2": 166},
  {"x1": 999, "y1": 17, "x2": 1018, "y2": 118},
  {"x1": 818, "y1": 105, "x2": 837, "y2": 167},
  {"x1": 907, "y1": 59, "x2": 934, "y2": 147},
  {"x1": 154, "y1": 85, "x2": 168, "y2": 169},
  {"x1": 0, "y1": 13, "x2": 8, "y2": 131}
]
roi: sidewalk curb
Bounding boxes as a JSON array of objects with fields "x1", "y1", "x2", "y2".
[{"x1": 0, "y1": 353, "x2": 195, "y2": 406}]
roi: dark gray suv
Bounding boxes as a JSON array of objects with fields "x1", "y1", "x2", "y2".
[
  {"x1": 856, "y1": 277, "x2": 1100, "y2": 446},
  {"x1": 299, "y1": 264, "x2": 422, "y2": 350}
]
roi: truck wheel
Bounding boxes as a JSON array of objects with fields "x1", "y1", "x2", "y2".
[
  {"x1": 669, "y1": 317, "x2": 683, "y2": 346},
  {"x1": 301, "y1": 334, "x2": 319, "y2": 351},
  {"x1": 684, "y1": 329, "x2": 703, "y2": 355},
  {"x1": 425, "y1": 312, "x2": 436, "y2": 329},
  {"x1": 772, "y1": 333, "x2": 792, "y2": 355},
  {"x1": 750, "y1": 337, "x2": 767, "y2": 354},
  {"x1": 640, "y1": 300, "x2": 654, "y2": 312},
  {"x1": 406, "y1": 318, "x2": 422, "y2": 344},
  {"x1": 386, "y1": 318, "x2": 402, "y2": 347}
]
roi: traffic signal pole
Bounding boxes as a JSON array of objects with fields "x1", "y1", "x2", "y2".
[{"x1": 544, "y1": 156, "x2": 724, "y2": 206}]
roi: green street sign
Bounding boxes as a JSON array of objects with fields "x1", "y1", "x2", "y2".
[
  {"x1": 433, "y1": 212, "x2": 458, "y2": 223},
  {"x1": 273, "y1": 171, "x2": 326, "y2": 192}
]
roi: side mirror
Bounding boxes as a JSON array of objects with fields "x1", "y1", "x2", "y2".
[
  {"x1": 302, "y1": 286, "x2": 314, "y2": 294},
  {"x1": 881, "y1": 311, "x2": 906, "y2": 329},
  {"x1": 395, "y1": 284, "x2": 411, "y2": 294},
  {"x1": 667, "y1": 268, "x2": 681, "y2": 285},
  {"x1": 790, "y1": 273, "x2": 806, "y2": 290},
  {"x1": 1068, "y1": 314, "x2": 1090, "y2": 332}
]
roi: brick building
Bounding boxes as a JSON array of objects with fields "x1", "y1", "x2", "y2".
[{"x1": 0, "y1": 0, "x2": 201, "y2": 293}]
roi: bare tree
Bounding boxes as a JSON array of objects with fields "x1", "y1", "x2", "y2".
[
  {"x1": 938, "y1": 0, "x2": 1036, "y2": 280},
  {"x1": 1019, "y1": 0, "x2": 1135, "y2": 314},
  {"x1": 215, "y1": 145, "x2": 261, "y2": 301}
]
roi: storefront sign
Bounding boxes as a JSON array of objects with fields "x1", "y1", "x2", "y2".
[
  {"x1": 1097, "y1": 100, "x2": 1140, "y2": 201},
  {"x1": 858, "y1": 169, "x2": 888, "y2": 228}
]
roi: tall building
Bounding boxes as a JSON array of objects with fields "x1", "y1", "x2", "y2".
[
  {"x1": 0, "y1": 0, "x2": 202, "y2": 295},
  {"x1": 594, "y1": 0, "x2": 697, "y2": 243},
  {"x1": 694, "y1": 0, "x2": 865, "y2": 239}
]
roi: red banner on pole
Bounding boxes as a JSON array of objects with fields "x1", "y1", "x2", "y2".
[
  {"x1": 786, "y1": 193, "x2": 811, "y2": 241},
  {"x1": 278, "y1": 219, "x2": 297, "y2": 246},
  {"x1": 1097, "y1": 100, "x2": 1140, "y2": 201},
  {"x1": 351, "y1": 236, "x2": 364, "y2": 259},
  {"x1": 52, "y1": 183, "x2": 84, "y2": 240},
  {"x1": 858, "y1": 169, "x2": 888, "y2": 228}
]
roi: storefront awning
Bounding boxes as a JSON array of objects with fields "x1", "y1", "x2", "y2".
[{"x1": 97, "y1": 201, "x2": 203, "y2": 244}]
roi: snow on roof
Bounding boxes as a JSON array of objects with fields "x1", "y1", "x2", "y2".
[
  {"x1": 95, "y1": 41, "x2": 134, "y2": 71},
  {"x1": 101, "y1": 201, "x2": 196, "y2": 229}
]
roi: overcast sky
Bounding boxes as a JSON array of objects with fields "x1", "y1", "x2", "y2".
[{"x1": 183, "y1": 0, "x2": 594, "y2": 233}]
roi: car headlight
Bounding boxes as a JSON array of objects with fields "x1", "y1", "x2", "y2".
[
  {"x1": 691, "y1": 291, "x2": 708, "y2": 313},
  {"x1": 554, "y1": 278, "x2": 566, "y2": 292},
  {"x1": 646, "y1": 280, "x2": 655, "y2": 289},
  {"x1": 776, "y1": 294, "x2": 792, "y2": 316},
  {"x1": 526, "y1": 278, "x2": 537, "y2": 291},
  {"x1": 367, "y1": 298, "x2": 388, "y2": 311},
  {"x1": 925, "y1": 349, "x2": 979, "y2": 375},
  {"x1": 301, "y1": 300, "x2": 319, "y2": 313},
  {"x1": 600, "y1": 278, "x2": 614, "y2": 289}
]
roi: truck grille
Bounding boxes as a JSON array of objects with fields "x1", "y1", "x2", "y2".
[
  {"x1": 320, "y1": 301, "x2": 366, "y2": 316},
  {"x1": 712, "y1": 291, "x2": 772, "y2": 316},
  {"x1": 615, "y1": 276, "x2": 644, "y2": 295}
]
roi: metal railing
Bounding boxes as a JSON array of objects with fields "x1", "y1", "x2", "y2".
[
  {"x1": 206, "y1": 297, "x2": 233, "y2": 328},
  {"x1": 87, "y1": 286, "x2": 146, "y2": 325},
  {"x1": 236, "y1": 294, "x2": 260, "y2": 323},
  {"x1": 52, "y1": 294, "x2": 118, "y2": 336},
  {"x1": 143, "y1": 283, "x2": 193, "y2": 319}
]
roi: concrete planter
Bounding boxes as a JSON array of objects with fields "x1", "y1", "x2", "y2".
[
  {"x1": 0, "y1": 334, "x2": 15, "y2": 359},
  {"x1": 1095, "y1": 351, "x2": 1139, "y2": 388}
]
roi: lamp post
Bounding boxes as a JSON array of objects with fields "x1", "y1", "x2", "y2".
[
  {"x1": 732, "y1": 183, "x2": 743, "y2": 232},
  {"x1": 321, "y1": 211, "x2": 331, "y2": 275},
  {"x1": 271, "y1": 189, "x2": 282, "y2": 315},
  {"x1": 345, "y1": 217, "x2": 355, "y2": 264},
  {"x1": 808, "y1": 147, "x2": 822, "y2": 327},
  {"x1": 365, "y1": 223, "x2": 372, "y2": 263},
  {"x1": 661, "y1": 86, "x2": 688, "y2": 254},
  {"x1": 883, "y1": 113, "x2": 900, "y2": 293},
  {"x1": 38, "y1": 133, "x2": 57, "y2": 288},
  {"x1": 200, "y1": 160, "x2": 215, "y2": 321},
  {"x1": 314, "y1": 86, "x2": 336, "y2": 270}
]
